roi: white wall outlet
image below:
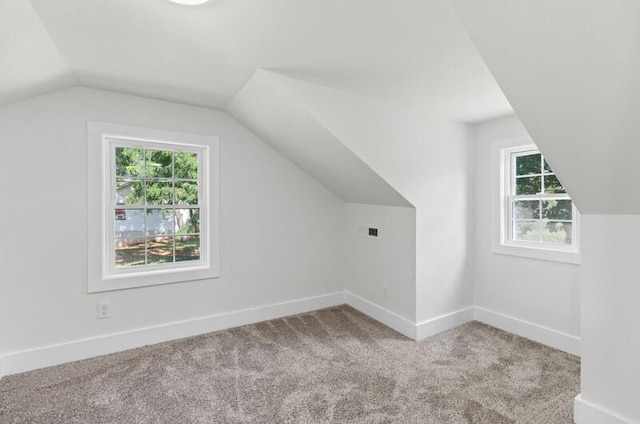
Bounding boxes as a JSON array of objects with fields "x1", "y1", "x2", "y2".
[
  {"x1": 97, "y1": 301, "x2": 110, "y2": 319},
  {"x1": 383, "y1": 285, "x2": 389, "y2": 299}
]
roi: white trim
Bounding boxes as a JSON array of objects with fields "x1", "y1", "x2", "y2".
[
  {"x1": 0, "y1": 295, "x2": 584, "y2": 379},
  {"x1": 574, "y1": 394, "x2": 637, "y2": 424},
  {"x1": 344, "y1": 292, "x2": 416, "y2": 339},
  {"x1": 87, "y1": 121, "x2": 221, "y2": 293},
  {"x1": 0, "y1": 292, "x2": 346, "y2": 377},
  {"x1": 344, "y1": 293, "x2": 474, "y2": 341},
  {"x1": 474, "y1": 306, "x2": 580, "y2": 356},
  {"x1": 415, "y1": 307, "x2": 475, "y2": 340},
  {"x1": 492, "y1": 241, "x2": 581, "y2": 264}
]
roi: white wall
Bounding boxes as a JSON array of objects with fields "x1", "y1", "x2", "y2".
[
  {"x1": 579, "y1": 215, "x2": 640, "y2": 422},
  {"x1": 0, "y1": 87, "x2": 345, "y2": 355},
  {"x1": 414, "y1": 120, "x2": 475, "y2": 323},
  {"x1": 345, "y1": 203, "x2": 416, "y2": 321},
  {"x1": 473, "y1": 115, "x2": 581, "y2": 338},
  {"x1": 259, "y1": 74, "x2": 476, "y2": 323}
]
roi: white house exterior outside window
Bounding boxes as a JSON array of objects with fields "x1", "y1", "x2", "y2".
[{"x1": 88, "y1": 122, "x2": 220, "y2": 292}]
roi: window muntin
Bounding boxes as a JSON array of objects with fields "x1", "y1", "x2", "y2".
[
  {"x1": 504, "y1": 146, "x2": 578, "y2": 250},
  {"x1": 111, "y1": 144, "x2": 201, "y2": 269}
]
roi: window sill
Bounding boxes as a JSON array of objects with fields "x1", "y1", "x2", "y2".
[
  {"x1": 492, "y1": 242, "x2": 581, "y2": 265},
  {"x1": 88, "y1": 264, "x2": 219, "y2": 293}
]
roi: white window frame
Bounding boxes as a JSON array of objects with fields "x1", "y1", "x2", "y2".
[
  {"x1": 492, "y1": 137, "x2": 580, "y2": 264},
  {"x1": 88, "y1": 121, "x2": 220, "y2": 293}
]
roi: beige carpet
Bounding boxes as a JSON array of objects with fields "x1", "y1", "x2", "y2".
[{"x1": 0, "y1": 305, "x2": 580, "y2": 423}]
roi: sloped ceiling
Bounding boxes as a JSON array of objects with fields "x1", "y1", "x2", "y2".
[
  {"x1": 228, "y1": 70, "x2": 411, "y2": 206},
  {"x1": 239, "y1": 71, "x2": 473, "y2": 208},
  {"x1": 3, "y1": 0, "x2": 514, "y2": 206},
  {"x1": 0, "y1": 0, "x2": 75, "y2": 107},
  {"x1": 451, "y1": 0, "x2": 640, "y2": 214},
  {"x1": 7, "y1": 0, "x2": 511, "y2": 122}
]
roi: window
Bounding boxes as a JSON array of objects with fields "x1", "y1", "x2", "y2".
[
  {"x1": 88, "y1": 122, "x2": 220, "y2": 292},
  {"x1": 493, "y1": 139, "x2": 580, "y2": 264},
  {"x1": 112, "y1": 144, "x2": 202, "y2": 267}
]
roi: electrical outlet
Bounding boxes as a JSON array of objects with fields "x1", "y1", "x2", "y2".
[
  {"x1": 97, "y1": 301, "x2": 110, "y2": 319},
  {"x1": 383, "y1": 285, "x2": 389, "y2": 299}
]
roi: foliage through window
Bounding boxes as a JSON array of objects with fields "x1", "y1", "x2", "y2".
[
  {"x1": 505, "y1": 146, "x2": 577, "y2": 249},
  {"x1": 114, "y1": 146, "x2": 201, "y2": 267}
]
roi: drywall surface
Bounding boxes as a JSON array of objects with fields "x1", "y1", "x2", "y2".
[
  {"x1": 452, "y1": 0, "x2": 640, "y2": 214},
  {"x1": 0, "y1": 87, "x2": 345, "y2": 355},
  {"x1": 473, "y1": 115, "x2": 580, "y2": 337},
  {"x1": 20, "y1": 0, "x2": 511, "y2": 120},
  {"x1": 580, "y1": 214, "x2": 640, "y2": 422},
  {"x1": 345, "y1": 203, "x2": 416, "y2": 321},
  {"x1": 227, "y1": 70, "x2": 411, "y2": 207},
  {"x1": 265, "y1": 74, "x2": 475, "y2": 322},
  {"x1": 0, "y1": 0, "x2": 75, "y2": 107},
  {"x1": 413, "y1": 126, "x2": 475, "y2": 323}
]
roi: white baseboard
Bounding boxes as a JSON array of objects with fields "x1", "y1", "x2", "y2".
[
  {"x1": 0, "y1": 293, "x2": 583, "y2": 379},
  {"x1": 474, "y1": 307, "x2": 580, "y2": 356},
  {"x1": 344, "y1": 292, "x2": 416, "y2": 339},
  {"x1": 0, "y1": 292, "x2": 346, "y2": 377},
  {"x1": 574, "y1": 394, "x2": 637, "y2": 424},
  {"x1": 344, "y1": 293, "x2": 475, "y2": 341},
  {"x1": 416, "y1": 307, "x2": 475, "y2": 340}
]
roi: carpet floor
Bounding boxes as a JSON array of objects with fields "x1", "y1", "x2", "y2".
[{"x1": 0, "y1": 305, "x2": 580, "y2": 423}]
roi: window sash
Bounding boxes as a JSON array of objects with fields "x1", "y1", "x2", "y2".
[
  {"x1": 503, "y1": 147, "x2": 578, "y2": 251},
  {"x1": 104, "y1": 137, "x2": 208, "y2": 278},
  {"x1": 508, "y1": 200, "x2": 578, "y2": 246}
]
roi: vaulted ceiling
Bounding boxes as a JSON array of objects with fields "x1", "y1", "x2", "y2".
[
  {"x1": 4, "y1": 0, "x2": 511, "y2": 123},
  {"x1": 452, "y1": 0, "x2": 640, "y2": 214},
  {"x1": 1, "y1": 0, "x2": 521, "y2": 206},
  {"x1": 6, "y1": 0, "x2": 638, "y2": 212},
  {"x1": 0, "y1": 0, "x2": 74, "y2": 106}
]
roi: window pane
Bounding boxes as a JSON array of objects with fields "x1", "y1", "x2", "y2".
[
  {"x1": 514, "y1": 220, "x2": 541, "y2": 242},
  {"x1": 115, "y1": 241, "x2": 146, "y2": 268},
  {"x1": 175, "y1": 209, "x2": 200, "y2": 234},
  {"x1": 515, "y1": 176, "x2": 541, "y2": 195},
  {"x1": 114, "y1": 209, "x2": 145, "y2": 242},
  {"x1": 542, "y1": 199, "x2": 572, "y2": 220},
  {"x1": 515, "y1": 153, "x2": 541, "y2": 176},
  {"x1": 176, "y1": 235, "x2": 200, "y2": 262},
  {"x1": 543, "y1": 221, "x2": 573, "y2": 244},
  {"x1": 146, "y1": 181, "x2": 173, "y2": 205},
  {"x1": 147, "y1": 209, "x2": 175, "y2": 236},
  {"x1": 145, "y1": 150, "x2": 173, "y2": 178},
  {"x1": 115, "y1": 147, "x2": 144, "y2": 177},
  {"x1": 514, "y1": 200, "x2": 540, "y2": 219},
  {"x1": 543, "y1": 158, "x2": 553, "y2": 174},
  {"x1": 175, "y1": 181, "x2": 198, "y2": 205},
  {"x1": 543, "y1": 174, "x2": 566, "y2": 194},
  {"x1": 175, "y1": 152, "x2": 198, "y2": 179},
  {"x1": 147, "y1": 236, "x2": 174, "y2": 264},
  {"x1": 116, "y1": 179, "x2": 144, "y2": 205}
]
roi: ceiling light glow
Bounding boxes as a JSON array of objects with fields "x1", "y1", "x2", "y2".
[{"x1": 168, "y1": 0, "x2": 209, "y2": 5}]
